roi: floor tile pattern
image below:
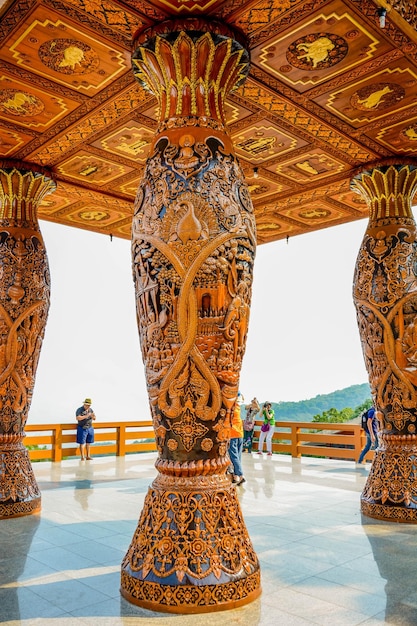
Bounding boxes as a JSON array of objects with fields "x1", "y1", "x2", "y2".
[{"x1": 1, "y1": 453, "x2": 416, "y2": 625}]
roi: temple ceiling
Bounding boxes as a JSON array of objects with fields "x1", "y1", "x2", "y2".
[{"x1": 0, "y1": 0, "x2": 416, "y2": 244}]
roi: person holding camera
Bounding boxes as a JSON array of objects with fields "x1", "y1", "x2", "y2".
[
  {"x1": 76, "y1": 397, "x2": 96, "y2": 460},
  {"x1": 243, "y1": 397, "x2": 260, "y2": 453},
  {"x1": 257, "y1": 401, "x2": 275, "y2": 456}
]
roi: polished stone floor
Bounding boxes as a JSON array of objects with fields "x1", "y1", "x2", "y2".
[{"x1": 1, "y1": 452, "x2": 417, "y2": 625}]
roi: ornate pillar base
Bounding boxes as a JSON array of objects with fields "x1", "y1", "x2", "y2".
[
  {"x1": 0, "y1": 435, "x2": 41, "y2": 519},
  {"x1": 361, "y1": 434, "x2": 417, "y2": 523},
  {"x1": 121, "y1": 472, "x2": 261, "y2": 613}
]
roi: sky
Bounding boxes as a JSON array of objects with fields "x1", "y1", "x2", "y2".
[{"x1": 28, "y1": 217, "x2": 370, "y2": 424}]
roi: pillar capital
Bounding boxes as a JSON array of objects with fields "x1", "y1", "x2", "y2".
[
  {"x1": 351, "y1": 158, "x2": 417, "y2": 223},
  {"x1": 0, "y1": 161, "x2": 56, "y2": 222},
  {"x1": 132, "y1": 18, "x2": 250, "y2": 129}
]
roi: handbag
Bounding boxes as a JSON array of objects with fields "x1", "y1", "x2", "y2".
[{"x1": 261, "y1": 423, "x2": 270, "y2": 432}]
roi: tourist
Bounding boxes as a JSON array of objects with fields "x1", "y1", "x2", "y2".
[
  {"x1": 229, "y1": 392, "x2": 246, "y2": 485},
  {"x1": 76, "y1": 398, "x2": 96, "y2": 461},
  {"x1": 257, "y1": 401, "x2": 275, "y2": 456},
  {"x1": 357, "y1": 405, "x2": 378, "y2": 465},
  {"x1": 243, "y1": 397, "x2": 260, "y2": 453}
]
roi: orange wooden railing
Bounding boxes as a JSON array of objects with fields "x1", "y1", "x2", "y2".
[
  {"x1": 24, "y1": 420, "x2": 374, "y2": 463},
  {"x1": 24, "y1": 420, "x2": 156, "y2": 462}
]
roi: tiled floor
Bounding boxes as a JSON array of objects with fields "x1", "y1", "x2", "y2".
[{"x1": 1, "y1": 452, "x2": 417, "y2": 625}]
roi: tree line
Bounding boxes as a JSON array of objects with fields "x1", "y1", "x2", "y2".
[{"x1": 257, "y1": 383, "x2": 371, "y2": 423}]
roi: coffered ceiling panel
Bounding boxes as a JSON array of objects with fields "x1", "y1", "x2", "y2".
[
  {"x1": 91, "y1": 122, "x2": 154, "y2": 164},
  {"x1": 0, "y1": 0, "x2": 416, "y2": 243},
  {"x1": 315, "y1": 58, "x2": 417, "y2": 127},
  {"x1": 1, "y1": 6, "x2": 132, "y2": 94},
  {"x1": 246, "y1": 172, "x2": 288, "y2": 201},
  {"x1": 56, "y1": 150, "x2": 135, "y2": 185},
  {"x1": 0, "y1": 124, "x2": 34, "y2": 156},
  {"x1": 372, "y1": 117, "x2": 417, "y2": 153},
  {"x1": 232, "y1": 120, "x2": 308, "y2": 164},
  {"x1": 280, "y1": 199, "x2": 354, "y2": 226},
  {"x1": 0, "y1": 72, "x2": 80, "y2": 129},
  {"x1": 250, "y1": 0, "x2": 392, "y2": 93}
]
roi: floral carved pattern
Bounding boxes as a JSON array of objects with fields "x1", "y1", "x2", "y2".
[{"x1": 122, "y1": 476, "x2": 259, "y2": 596}]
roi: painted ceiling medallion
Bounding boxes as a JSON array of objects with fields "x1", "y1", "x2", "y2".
[
  {"x1": 38, "y1": 39, "x2": 100, "y2": 74},
  {"x1": 0, "y1": 90, "x2": 44, "y2": 116},
  {"x1": 287, "y1": 33, "x2": 348, "y2": 70},
  {"x1": 351, "y1": 83, "x2": 405, "y2": 111},
  {"x1": 401, "y1": 125, "x2": 417, "y2": 142},
  {"x1": 79, "y1": 210, "x2": 110, "y2": 221},
  {"x1": 298, "y1": 208, "x2": 331, "y2": 220}
]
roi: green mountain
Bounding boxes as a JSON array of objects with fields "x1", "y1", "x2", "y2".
[{"x1": 264, "y1": 383, "x2": 371, "y2": 422}]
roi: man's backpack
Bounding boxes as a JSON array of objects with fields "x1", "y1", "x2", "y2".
[{"x1": 361, "y1": 410, "x2": 370, "y2": 432}]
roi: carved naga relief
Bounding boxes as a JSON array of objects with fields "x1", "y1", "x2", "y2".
[
  {"x1": 352, "y1": 162, "x2": 417, "y2": 521},
  {"x1": 0, "y1": 231, "x2": 49, "y2": 431},
  {"x1": 122, "y1": 19, "x2": 261, "y2": 613},
  {"x1": 132, "y1": 135, "x2": 256, "y2": 462},
  {"x1": 355, "y1": 228, "x2": 417, "y2": 428},
  {"x1": 0, "y1": 164, "x2": 55, "y2": 518}
]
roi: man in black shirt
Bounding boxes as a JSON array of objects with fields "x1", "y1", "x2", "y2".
[{"x1": 76, "y1": 398, "x2": 96, "y2": 460}]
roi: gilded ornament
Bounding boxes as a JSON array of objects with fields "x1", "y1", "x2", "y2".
[
  {"x1": 38, "y1": 39, "x2": 99, "y2": 74},
  {"x1": 287, "y1": 33, "x2": 348, "y2": 70}
]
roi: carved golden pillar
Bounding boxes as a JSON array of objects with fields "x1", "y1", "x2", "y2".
[
  {"x1": 0, "y1": 161, "x2": 55, "y2": 519},
  {"x1": 121, "y1": 19, "x2": 260, "y2": 612},
  {"x1": 352, "y1": 159, "x2": 417, "y2": 522}
]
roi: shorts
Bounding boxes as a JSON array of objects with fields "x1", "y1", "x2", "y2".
[{"x1": 76, "y1": 425, "x2": 94, "y2": 445}]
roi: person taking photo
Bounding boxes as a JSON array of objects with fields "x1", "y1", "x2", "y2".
[{"x1": 76, "y1": 398, "x2": 96, "y2": 461}]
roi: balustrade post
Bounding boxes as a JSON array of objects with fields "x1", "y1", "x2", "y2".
[
  {"x1": 0, "y1": 160, "x2": 55, "y2": 518},
  {"x1": 117, "y1": 425, "x2": 126, "y2": 457},
  {"x1": 121, "y1": 18, "x2": 260, "y2": 613},
  {"x1": 291, "y1": 426, "x2": 301, "y2": 458},
  {"x1": 353, "y1": 426, "x2": 364, "y2": 461},
  {"x1": 53, "y1": 425, "x2": 62, "y2": 463},
  {"x1": 352, "y1": 159, "x2": 417, "y2": 521}
]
